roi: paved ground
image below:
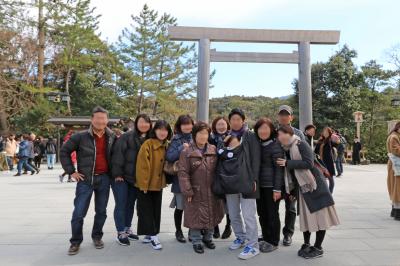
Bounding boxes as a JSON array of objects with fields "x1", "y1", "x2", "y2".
[{"x1": 0, "y1": 163, "x2": 399, "y2": 266}]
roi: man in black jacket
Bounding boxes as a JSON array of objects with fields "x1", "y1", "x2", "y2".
[
  {"x1": 276, "y1": 105, "x2": 306, "y2": 247},
  {"x1": 60, "y1": 106, "x2": 116, "y2": 255}
]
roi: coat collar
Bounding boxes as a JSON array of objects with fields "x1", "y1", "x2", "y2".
[
  {"x1": 88, "y1": 125, "x2": 113, "y2": 138},
  {"x1": 187, "y1": 143, "x2": 216, "y2": 158},
  {"x1": 149, "y1": 138, "x2": 167, "y2": 150}
]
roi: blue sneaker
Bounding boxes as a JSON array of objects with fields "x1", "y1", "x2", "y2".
[
  {"x1": 229, "y1": 238, "x2": 245, "y2": 250},
  {"x1": 238, "y1": 245, "x2": 260, "y2": 260}
]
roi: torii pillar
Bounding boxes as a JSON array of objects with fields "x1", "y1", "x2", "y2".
[{"x1": 168, "y1": 26, "x2": 340, "y2": 129}]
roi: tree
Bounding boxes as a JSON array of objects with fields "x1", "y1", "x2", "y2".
[
  {"x1": 116, "y1": 4, "x2": 199, "y2": 117},
  {"x1": 360, "y1": 60, "x2": 396, "y2": 146}
]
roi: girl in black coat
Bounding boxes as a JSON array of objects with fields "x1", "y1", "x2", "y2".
[
  {"x1": 254, "y1": 118, "x2": 284, "y2": 253},
  {"x1": 314, "y1": 127, "x2": 336, "y2": 193}
]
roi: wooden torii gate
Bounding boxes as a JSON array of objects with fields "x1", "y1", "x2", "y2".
[{"x1": 168, "y1": 26, "x2": 340, "y2": 130}]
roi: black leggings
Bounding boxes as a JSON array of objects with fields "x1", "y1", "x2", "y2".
[
  {"x1": 174, "y1": 209, "x2": 183, "y2": 231},
  {"x1": 303, "y1": 230, "x2": 326, "y2": 249}
]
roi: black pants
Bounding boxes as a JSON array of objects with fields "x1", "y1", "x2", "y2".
[
  {"x1": 137, "y1": 190, "x2": 162, "y2": 236},
  {"x1": 34, "y1": 156, "x2": 42, "y2": 169},
  {"x1": 282, "y1": 195, "x2": 296, "y2": 237},
  {"x1": 257, "y1": 187, "x2": 281, "y2": 246}
]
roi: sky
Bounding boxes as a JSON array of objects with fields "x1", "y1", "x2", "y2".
[{"x1": 90, "y1": 0, "x2": 399, "y2": 98}]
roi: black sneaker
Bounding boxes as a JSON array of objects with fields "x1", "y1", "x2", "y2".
[
  {"x1": 193, "y1": 244, "x2": 204, "y2": 254},
  {"x1": 297, "y1": 244, "x2": 311, "y2": 257},
  {"x1": 126, "y1": 229, "x2": 139, "y2": 241},
  {"x1": 303, "y1": 246, "x2": 324, "y2": 259},
  {"x1": 282, "y1": 235, "x2": 292, "y2": 246},
  {"x1": 116, "y1": 233, "x2": 130, "y2": 246},
  {"x1": 259, "y1": 241, "x2": 278, "y2": 253},
  {"x1": 221, "y1": 225, "x2": 232, "y2": 239},
  {"x1": 202, "y1": 240, "x2": 216, "y2": 249},
  {"x1": 175, "y1": 230, "x2": 186, "y2": 243},
  {"x1": 213, "y1": 226, "x2": 220, "y2": 239}
]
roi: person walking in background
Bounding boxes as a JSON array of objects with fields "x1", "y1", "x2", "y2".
[
  {"x1": 334, "y1": 130, "x2": 346, "y2": 177},
  {"x1": 277, "y1": 125, "x2": 339, "y2": 259},
  {"x1": 254, "y1": 118, "x2": 284, "y2": 253},
  {"x1": 387, "y1": 122, "x2": 400, "y2": 221},
  {"x1": 60, "y1": 106, "x2": 116, "y2": 255},
  {"x1": 276, "y1": 104, "x2": 305, "y2": 247},
  {"x1": 4, "y1": 133, "x2": 17, "y2": 171},
  {"x1": 352, "y1": 137, "x2": 362, "y2": 165},
  {"x1": 135, "y1": 120, "x2": 172, "y2": 251},
  {"x1": 178, "y1": 121, "x2": 224, "y2": 254},
  {"x1": 111, "y1": 114, "x2": 152, "y2": 246},
  {"x1": 59, "y1": 130, "x2": 77, "y2": 183},
  {"x1": 314, "y1": 127, "x2": 336, "y2": 193},
  {"x1": 209, "y1": 116, "x2": 232, "y2": 239},
  {"x1": 33, "y1": 137, "x2": 45, "y2": 170},
  {"x1": 46, "y1": 137, "x2": 57, "y2": 170},
  {"x1": 14, "y1": 134, "x2": 36, "y2": 176},
  {"x1": 166, "y1": 114, "x2": 194, "y2": 244}
]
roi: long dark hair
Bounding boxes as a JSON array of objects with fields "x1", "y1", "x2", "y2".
[
  {"x1": 389, "y1": 121, "x2": 400, "y2": 135},
  {"x1": 134, "y1": 114, "x2": 152, "y2": 136},
  {"x1": 149, "y1": 120, "x2": 173, "y2": 141},
  {"x1": 174, "y1": 114, "x2": 194, "y2": 134}
]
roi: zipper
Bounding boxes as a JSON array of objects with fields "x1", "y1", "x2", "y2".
[{"x1": 91, "y1": 137, "x2": 96, "y2": 186}]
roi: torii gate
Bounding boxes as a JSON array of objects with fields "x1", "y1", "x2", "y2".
[{"x1": 168, "y1": 26, "x2": 340, "y2": 130}]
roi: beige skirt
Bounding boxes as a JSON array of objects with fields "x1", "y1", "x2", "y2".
[{"x1": 298, "y1": 193, "x2": 340, "y2": 232}]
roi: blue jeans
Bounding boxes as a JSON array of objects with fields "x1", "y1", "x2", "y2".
[
  {"x1": 111, "y1": 179, "x2": 138, "y2": 232},
  {"x1": 70, "y1": 174, "x2": 110, "y2": 245},
  {"x1": 47, "y1": 154, "x2": 56, "y2": 168},
  {"x1": 6, "y1": 156, "x2": 14, "y2": 170},
  {"x1": 335, "y1": 155, "x2": 343, "y2": 175},
  {"x1": 17, "y1": 157, "x2": 35, "y2": 174}
]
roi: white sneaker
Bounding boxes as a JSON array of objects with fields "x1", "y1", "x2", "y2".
[
  {"x1": 229, "y1": 238, "x2": 245, "y2": 250},
  {"x1": 142, "y1": 235, "x2": 151, "y2": 244},
  {"x1": 150, "y1": 236, "x2": 162, "y2": 250},
  {"x1": 238, "y1": 245, "x2": 260, "y2": 260}
]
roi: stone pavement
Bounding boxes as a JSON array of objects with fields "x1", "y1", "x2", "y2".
[{"x1": 0, "y1": 164, "x2": 399, "y2": 266}]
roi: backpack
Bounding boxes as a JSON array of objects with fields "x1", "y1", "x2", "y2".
[{"x1": 46, "y1": 142, "x2": 56, "y2": 154}]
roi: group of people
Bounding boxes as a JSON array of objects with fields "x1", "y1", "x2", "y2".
[
  {"x1": 60, "y1": 105, "x2": 340, "y2": 260},
  {"x1": 0, "y1": 133, "x2": 58, "y2": 175}
]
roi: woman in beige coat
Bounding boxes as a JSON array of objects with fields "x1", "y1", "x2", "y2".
[{"x1": 387, "y1": 121, "x2": 400, "y2": 220}]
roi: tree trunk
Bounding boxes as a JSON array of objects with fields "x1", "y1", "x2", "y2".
[
  {"x1": 37, "y1": 0, "x2": 45, "y2": 88},
  {"x1": 0, "y1": 93, "x2": 9, "y2": 135},
  {"x1": 65, "y1": 68, "x2": 72, "y2": 115}
]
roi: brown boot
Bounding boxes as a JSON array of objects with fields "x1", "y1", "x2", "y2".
[
  {"x1": 93, "y1": 239, "x2": 104, "y2": 249},
  {"x1": 68, "y1": 244, "x2": 80, "y2": 255}
]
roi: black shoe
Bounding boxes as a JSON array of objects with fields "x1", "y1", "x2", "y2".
[
  {"x1": 116, "y1": 233, "x2": 130, "y2": 246},
  {"x1": 126, "y1": 230, "x2": 139, "y2": 241},
  {"x1": 395, "y1": 209, "x2": 400, "y2": 221},
  {"x1": 31, "y1": 171, "x2": 36, "y2": 175},
  {"x1": 14, "y1": 173, "x2": 21, "y2": 176},
  {"x1": 221, "y1": 225, "x2": 232, "y2": 239},
  {"x1": 303, "y1": 246, "x2": 324, "y2": 259},
  {"x1": 23, "y1": 171, "x2": 28, "y2": 175},
  {"x1": 93, "y1": 238, "x2": 104, "y2": 249},
  {"x1": 193, "y1": 244, "x2": 204, "y2": 254},
  {"x1": 202, "y1": 240, "x2": 216, "y2": 249},
  {"x1": 213, "y1": 226, "x2": 220, "y2": 239},
  {"x1": 68, "y1": 244, "x2": 80, "y2": 255},
  {"x1": 175, "y1": 230, "x2": 186, "y2": 243},
  {"x1": 259, "y1": 241, "x2": 278, "y2": 253},
  {"x1": 283, "y1": 235, "x2": 292, "y2": 246},
  {"x1": 297, "y1": 244, "x2": 311, "y2": 257}
]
